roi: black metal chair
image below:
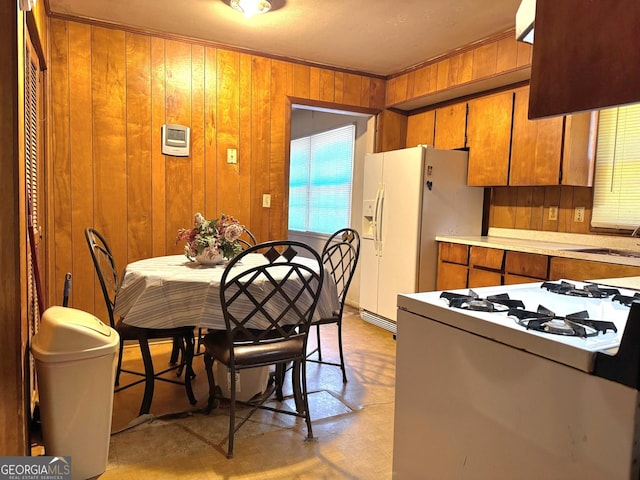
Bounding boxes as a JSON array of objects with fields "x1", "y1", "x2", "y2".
[
  {"x1": 307, "y1": 228, "x2": 360, "y2": 383},
  {"x1": 85, "y1": 228, "x2": 197, "y2": 416},
  {"x1": 202, "y1": 240, "x2": 324, "y2": 458}
]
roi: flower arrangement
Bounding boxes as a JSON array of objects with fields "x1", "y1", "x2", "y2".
[{"x1": 176, "y1": 212, "x2": 245, "y2": 262}]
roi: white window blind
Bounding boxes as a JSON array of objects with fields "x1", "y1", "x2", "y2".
[
  {"x1": 591, "y1": 104, "x2": 640, "y2": 230},
  {"x1": 289, "y1": 124, "x2": 355, "y2": 234}
]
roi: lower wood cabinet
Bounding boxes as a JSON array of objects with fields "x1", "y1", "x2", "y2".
[
  {"x1": 549, "y1": 257, "x2": 640, "y2": 281},
  {"x1": 468, "y1": 246, "x2": 504, "y2": 288},
  {"x1": 436, "y1": 262, "x2": 469, "y2": 290},
  {"x1": 504, "y1": 251, "x2": 548, "y2": 281},
  {"x1": 468, "y1": 269, "x2": 502, "y2": 288},
  {"x1": 436, "y1": 242, "x2": 470, "y2": 290},
  {"x1": 436, "y1": 242, "x2": 640, "y2": 291}
]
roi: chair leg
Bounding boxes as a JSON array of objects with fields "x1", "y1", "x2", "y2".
[
  {"x1": 228, "y1": 368, "x2": 237, "y2": 459},
  {"x1": 337, "y1": 322, "x2": 347, "y2": 383},
  {"x1": 169, "y1": 337, "x2": 181, "y2": 366},
  {"x1": 292, "y1": 360, "x2": 304, "y2": 414},
  {"x1": 196, "y1": 327, "x2": 204, "y2": 354},
  {"x1": 300, "y1": 359, "x2": 314, "y2": 440},
  {"x1": 182, "y1": 334, "x2": 197, "y2": 405},
  {"x1": 275, "y1": 363, "x2": 285, "y2": 401},
  {"x1": 203, "y1": 353, "x2": 219, "y2": 413},
  {"x1": 137, "y1": 337, "x2": 155, "y2": 416},
  {"x1": 316, "y1": 324, "x2": 322, "y2": 361}
]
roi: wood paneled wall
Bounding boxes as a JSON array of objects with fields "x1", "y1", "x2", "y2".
[
  {"x1": 490, "y1": 186, "x2": 593, "y2": 234},
  {"x1": 48, "y1": 19, "x2": 385, "y2": 317}
]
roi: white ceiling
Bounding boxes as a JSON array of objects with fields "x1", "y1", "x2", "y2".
[{"x1": 47, "y1": 0, "x2": 522, "y2": 77}]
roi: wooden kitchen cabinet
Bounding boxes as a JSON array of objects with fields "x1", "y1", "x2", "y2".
[
  {"x1": 466, "y1": 91, "x2": 514, "y2": 186},
  {"x1": 503, "y1": 251, "x2": 548, "y2": 284},
  {"x1": 549, "y1": 257, "x2": 640, "y2": 282},
  {"x1": 509, "y1": 86, "x2": 564, "y2": 185},
  {"x1": 436, "y1": 242, "x2": 470, "y2": 290},
  {"x1": 434, "y1": 102, "x2": 467, "y2": 150},
  {"x1": 468, "y1": 246, "x2": 504, "y2": 287},
  {"x1": 509, "y1": 86, "x2": 597, "y2": 187},
  {"x1": 529, "y1": 0, "x2": 640, "y2": 119},
  {"x1": 437, "y1": 263, "x2": 469, "y2": 290}
]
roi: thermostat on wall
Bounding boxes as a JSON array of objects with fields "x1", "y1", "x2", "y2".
[{"x1": 161, "y1": 124, "x2": 190, "y2": 157}]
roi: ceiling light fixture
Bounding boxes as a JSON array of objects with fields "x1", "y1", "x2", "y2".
[{"x1": 229, "y1": 0, "x2": 272, "y2": 17}]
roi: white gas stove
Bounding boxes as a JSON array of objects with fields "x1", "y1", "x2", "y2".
[
  {"x1": 397, "y1": 279, "x2": 637, "y2": 374},
  {"x1": 393, "y1": 279, "x2": 640, "y2": 480}
]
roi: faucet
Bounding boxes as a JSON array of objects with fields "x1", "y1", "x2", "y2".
[{"x1": 632, "y1": 226, "x2": 640, "y2": 237}]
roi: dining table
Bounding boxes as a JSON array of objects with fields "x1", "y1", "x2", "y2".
[{"x1": 113, "y1": 253, "x2": 340, "y2": 330}]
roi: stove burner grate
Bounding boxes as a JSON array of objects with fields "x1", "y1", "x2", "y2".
[
  {"x1": 612, "y1": 292, "x2": 640, "y2": 307},
  {"x1": 440, "y1": 291, "x2": 525, "y2": 312},
  {"x1": 508, "y1": 305, "x2": 618, "y2": 338},
  {"x1": 541, "y1": 280, "x2": 621, "y2": 298}
]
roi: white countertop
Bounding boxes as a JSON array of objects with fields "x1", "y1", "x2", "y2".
[
  {"x1": 436, "y1": 228, "x2": 640, "y2": 267},
  {"x1": 588, "y1": 276, "x2": 640, "y2": 291}
]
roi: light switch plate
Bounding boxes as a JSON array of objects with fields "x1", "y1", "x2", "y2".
[
  {"x1": 574, "y1": 206, "x2": 585, "y2": 222},
  {"x1": 227, "y1": 148, "x2": 237, "y2": 164},
  {"x1": 262, "y1": 194, "x2": 271, "y2": 208}
]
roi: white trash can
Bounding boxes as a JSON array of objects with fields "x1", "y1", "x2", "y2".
[
  {"x1": 214, "y1": 360, "x2": 270, "y2": 402},
  {"x1": 31, "y1": 306, "x2": 120, "y2": 480}
]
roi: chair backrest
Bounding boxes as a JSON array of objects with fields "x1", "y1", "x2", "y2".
[
  {"x1": 321, "y1": 228, "x2": 360, "y2": 314},
  {"x1": 237, "y1": 227, "x2": 258, "y2": 250},
  {"x1": 219, "y1": 240, "x2": 324, "y2": 361},
  {"x1": 84, "y1": 228, "x2": 119, "y2": 328}
]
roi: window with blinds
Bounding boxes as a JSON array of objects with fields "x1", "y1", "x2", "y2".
[
  {"x1": 289, "y1": 124, "x2": 355, "y2": 235},
  {"x1": 25, "y1": 35, "x2": 42, "y2": 409},
  {"x1": 591, "y1": 104, "x2": 640, "y2": 230}
]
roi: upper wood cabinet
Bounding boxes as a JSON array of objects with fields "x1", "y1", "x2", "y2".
[
  {"x1": 462, "y1": 85, "x2": 597, "y2": 187},
  {"x1": 434, "y1": 102, "x2": 467, "y2": 150},
  {"x1": 406, "y1": 110, "x2": 435, "y2": 148},
  {"x1": 510, "y1": 86, "x2": 564, "y2": 186},
  {"x1": 510, "y1": 86, "x2": 596, "y2": 187},
  {"x1": 529, "y1": 0, "x2": 640, "y2": 118},
  {"x1": 466, "y1": 90, "x2": 514, "y2": 186}
]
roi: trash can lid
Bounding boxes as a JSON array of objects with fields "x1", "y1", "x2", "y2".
[{"x1": 31, "y1": 306, "x2": 120, "y2": 362}]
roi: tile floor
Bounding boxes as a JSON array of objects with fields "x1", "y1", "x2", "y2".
[{"x1": 96, "y1": 307, "x2": 397, "y2": 479}]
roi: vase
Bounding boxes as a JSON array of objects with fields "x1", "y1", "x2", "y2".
[{"x1": 195, "y1": 250, "x2": 224, "y2": 266}]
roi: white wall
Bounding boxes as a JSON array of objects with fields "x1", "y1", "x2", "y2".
[{"x1": 288, "y1": 107, "x2": 375, "y2": 308}]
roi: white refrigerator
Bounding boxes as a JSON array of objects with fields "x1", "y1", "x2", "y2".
[{"x1": 359, "y1": 145, "x2": 484, "y2": 332}]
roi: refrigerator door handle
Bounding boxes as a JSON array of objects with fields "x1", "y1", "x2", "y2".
[
  {"x1": 377, "y1": 184, "x2": 385, "y2": 256},
  {"x1": 373, "y1": 185, "x2": 381, "y2": 254}
]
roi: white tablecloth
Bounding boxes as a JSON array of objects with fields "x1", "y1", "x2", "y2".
[{"x1": 113, "y1": 254, "x2": 339, "y2": 330}]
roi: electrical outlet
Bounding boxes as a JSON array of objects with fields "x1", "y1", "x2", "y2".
[
  {"x1": 262, "y1": 194, "x2": 271, "y2": 208},
  {"x1": 574, "y1": 206, "x2": 585, "y2": 223},
  {"x1": 227, "y1": 148, "x2": 237, "y2": 164},
  {"x1": 548, "y1": 206, "x2": 558, "y2": 221}
]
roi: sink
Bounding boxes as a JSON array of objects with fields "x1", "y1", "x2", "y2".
[{"x1": 571, "y1": 248, "x2": 640, "y2": 259}]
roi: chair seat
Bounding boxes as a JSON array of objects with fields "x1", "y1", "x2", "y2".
[
  {"x1": 312, "y1": 313, "x2": 340, "y2": 325},
  {"x1": 116, "y1": 321, "x2": 194, "y2": 341},
  {"x1": 203, "y1": 330, "x2": 304, "y2": 367}
]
